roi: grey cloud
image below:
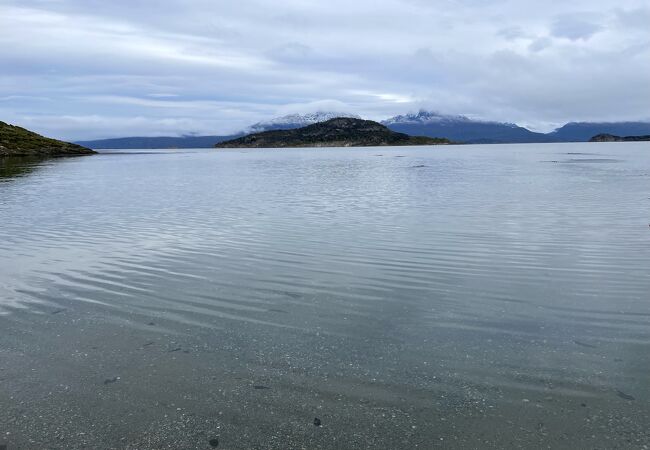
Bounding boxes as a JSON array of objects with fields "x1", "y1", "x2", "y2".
[
  {"x1": 615, "y1": 7, "x2": 650, "y2": 29},
  {"x1": 551, "y1": 16, "x2": 603, "y2": 41},
  {"x1": 1, "y1": 0, "x2": 649, "y2": 139},
  {"x1": 529, "y1": 37, "x2": 553, "y2": 52},
  {"x1": 497, "y1": 26, "x2": 529, "y2": 41}
]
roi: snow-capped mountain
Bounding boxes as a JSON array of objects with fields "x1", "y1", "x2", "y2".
[
  {"x1": 246, "y1": 112, "x2": 361, "y2": 133},
  {"x1": 382, "y1": 110, "x2": 473, "y2": 125},
  {"x1": 382, "y1": 110, "x2": 551, "y2": 143}
]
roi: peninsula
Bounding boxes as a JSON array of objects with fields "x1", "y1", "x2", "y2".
[
  {"x1": 0, "y1": 121, "x2": 95, "y2": 157},
  {"x1": 215, "y1": 117, "x2": 451, "y2": 148},
  {"x1": 590, "y1": 133, "x2": 650, "y2": 142}
]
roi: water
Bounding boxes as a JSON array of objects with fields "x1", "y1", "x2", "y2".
[{"x1": 1, "y1": 143, "x2": 649, "y2": 449}]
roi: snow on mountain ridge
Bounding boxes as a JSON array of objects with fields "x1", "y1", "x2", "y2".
[
  {"x1": 247, "y1": 112, "x2": 361, "y2": 132},
  {"x1": 382, "y1": 110, "x2": 473, "y2": 125},
  {"x1": 382, "y1": 110, "x2": 523, "y2": 128}
]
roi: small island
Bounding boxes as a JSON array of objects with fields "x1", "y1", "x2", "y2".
[
  {"x1": 215, "y1": 117, "x2": 452, "y2": 148},
  {"x1": 590, "y1": 133, "x2": 650, "y2": 142},
  {"x1": 0, "y1": 121, "x2": 95, "y2": 157}
]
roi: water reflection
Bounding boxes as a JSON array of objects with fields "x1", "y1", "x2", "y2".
[{"x1": 0, "y1": 156, "x2": 47, "y2": 181}]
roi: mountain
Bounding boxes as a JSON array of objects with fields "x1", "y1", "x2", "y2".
[
  {"x1": 590, "y1": 134, "x2": 650, "y2": 142},
  {"x1": 548, "y1": 122, "x2": 650, "y2": 142},
  {"x1": 246, "y1": 112, "x2": 361, "y2": 133},
  {"x1": 382, "y1": 111, "x2": 551, "y2": 144},
  {"x1": 75, "y1": 134, "x2": 240, "y2": 149},
  {"x1": 75, "y1": 112, "x2": 358, "y2": 149},
  {"x1": 1, "y1": 121, "x2": 95, "y2": 157},
  {"x1": 215, "y1": 118, "x2": 452, "y2": 148},
  {"x1": 73, "y1": 111, "x2": 650, "y2": 149}
]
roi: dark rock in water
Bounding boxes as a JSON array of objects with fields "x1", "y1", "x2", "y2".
[
  {"x1": 253, "y1": 385, "x2": 271, "y2": 390},
  {"x1": 103, "y1": 377, "x2": 119, "y2": 385},
  {"x1": 616, "y1": 390, "x2": 635, "y2": 401},
  {"x1": 215, "y1": 118, "x2": 452, "y2": 148},
  {"x1": 313, "y1": 417, "x2": 322, "y2": 427},
  {"x1": 147, "y1": 321, "x2": 156, "y2": 326},
  {"x1": 51, "y1": 308, "x2": 66, "y2": 315},
  {"x1": 0, "y1": 121, "x2": 95, "y2": 157},
  {"x1": 208, "y1": 437, "x2": 219, "y2": 447},
  {"x1": 574, "y1": 340, "x2": 597, "y2": 348},
  {"x1": 168, "y1": 347, "x2": 182, "y2": 353}
]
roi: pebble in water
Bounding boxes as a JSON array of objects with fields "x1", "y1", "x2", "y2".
[
  {"x1": 616, "y1": 390, "x2": 635, "y2": 401},
  {"x1": 313, "y1": 418, "x2": 322, "y2": 427},
  {"x1": 208, "y1": 437, "x2": 219, "y2": 447}
]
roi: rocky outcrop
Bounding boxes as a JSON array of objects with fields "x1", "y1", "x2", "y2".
[{"x1": 590, "y1": 134, "x2": 650, "y2": 142}]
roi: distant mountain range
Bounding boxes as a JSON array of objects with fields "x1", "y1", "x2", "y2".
[
  {"x1": 74, "y1": 134, "x2": 239, "y2": 150},
  {"x1": 75, "y1": 111, "x2": 650, "y2": 148},
  {"x1": 381, "y1": 111, "x2": 552, "y2": 144},
  {"x1": 547, "y1": 122, "x2": 650, "y2": 142}
]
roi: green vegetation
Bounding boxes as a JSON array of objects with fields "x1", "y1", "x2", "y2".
[
  {"x1": 215, "y1": 118, "x2": 453, "y2": 148},
  {"x1": 0, "y1": 121, "x2": 95, "y2": 157}
]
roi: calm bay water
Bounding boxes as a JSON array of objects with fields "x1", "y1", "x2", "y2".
[{"x1": 1, "y1": 143, "x2": 649, "y2": 449}]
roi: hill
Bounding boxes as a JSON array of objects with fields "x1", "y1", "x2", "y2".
[
  {"x1": 1, "y1": 121, "x2": 95, "y2": 157},
  {"x1": 215, "y1": 118, "x2": 451, "y2": 148}
]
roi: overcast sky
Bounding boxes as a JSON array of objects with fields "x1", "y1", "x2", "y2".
[{"x1": 1, "y1": 0, "x2": 649, "y2": 140}]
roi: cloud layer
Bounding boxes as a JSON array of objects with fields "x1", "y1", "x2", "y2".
[{"x1": 1, "y1": 0, "x2": 649, "y2": 139}]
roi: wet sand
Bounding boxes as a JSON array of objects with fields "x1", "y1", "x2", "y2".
[{"x1": 1, "y1": 297, "x2": 649, "y2": 449}]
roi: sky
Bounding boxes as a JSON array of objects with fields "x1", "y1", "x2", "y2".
[{"x1": 1, "y1": 0, "x2": 649, "y2": 140}]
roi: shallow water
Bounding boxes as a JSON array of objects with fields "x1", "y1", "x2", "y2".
[{"x1": 1, "y1": 143, "x2": 650, "y2": 449}]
